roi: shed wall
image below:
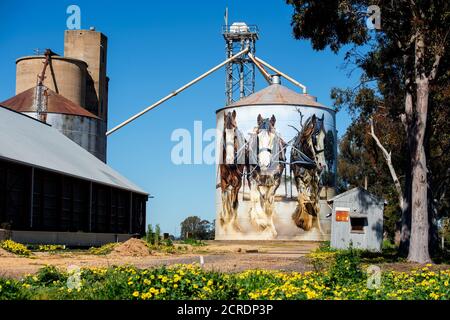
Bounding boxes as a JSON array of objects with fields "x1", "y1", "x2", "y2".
[
  {"x1": 0, "y1": 158, "x2": 146, "y2": 235},
  {"x1": 330, "y1": 190, "x2": 383, "y2": 251}
]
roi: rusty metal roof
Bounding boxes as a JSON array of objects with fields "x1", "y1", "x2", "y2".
[
  {"x1": 0, "y1": 86, "x2": 99, "y2": 119},
  {"x1": 226, "y1": 84, "x2": 332, "y2": 110}
]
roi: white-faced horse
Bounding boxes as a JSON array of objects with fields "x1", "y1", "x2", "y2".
[{"x1": 247, "y1": 114, "x2": 286, "y2": 238}]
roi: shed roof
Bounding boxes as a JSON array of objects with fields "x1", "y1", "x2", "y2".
[
  {"x1": 224, "y1": 84, "x2": 333, "y2": 110},
  {"x1": 0, "y1": 105, "x2": 147, "y2": 195},
  {"x1": 0, "y1": 86, "x2": 99, "y2": 119},
  {"x1": 327, "y1": 187, "x2": 385, "y2": 204}
]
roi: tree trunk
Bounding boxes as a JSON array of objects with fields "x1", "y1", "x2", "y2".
[
  {"x1": 407, "y1": 68, "x2": 431, "y2": 263},
  {"x1": 398, "y1": 172, "x2": 411, "y2": 256}
]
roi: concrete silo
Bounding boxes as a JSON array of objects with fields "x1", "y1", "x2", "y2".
[
  {"x1": 215, "y1": 78, "x2": 337, "y2": 241},
  {"x1": 3, "y1": 29, "x2": 109, "y2": 162},
  {"x1": 16, "y1": 55, "x2": 87, "y2": 108}
]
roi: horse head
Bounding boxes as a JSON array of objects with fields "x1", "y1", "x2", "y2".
[
  {"x1": 301, "y1": 114, "x2": 317, "y2": 144},
  {"x1": 255, "y1": 114, "x2": 277, "y2": 170},
  {"x1": 223, "y1": 111, "x2": 238, "y2": 164}
]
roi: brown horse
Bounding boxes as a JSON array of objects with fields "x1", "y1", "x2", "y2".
[
  {"x1": 219, "y1": 110, "x2": 246, "y2": 232},
  {"x1": 247, "y1": 114, "x2": 286, "y2": 238},
  {"x1": 290, "y1": 114, "x2": 323, "y2": 231}
]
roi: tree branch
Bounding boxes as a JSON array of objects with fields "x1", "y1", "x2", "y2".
[{"x1": 369, "y1": 118, "x2": 405, "y2": 211}]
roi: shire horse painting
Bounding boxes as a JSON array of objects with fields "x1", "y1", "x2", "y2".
[
  {"x1": 219, "y1": 110, "x2": 246, "y2": 232},
  {"x1": 247, "y1": 114, "x2": 286, "y2": 238},
  {"x1": 290, "y1": 114, "x2": 324, "y2": 231}
]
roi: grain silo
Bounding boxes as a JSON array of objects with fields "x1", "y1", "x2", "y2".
[
  {"x1": 1, "y1": 29, "x2": 108, "y2": 162},
  {"x1": 215, "y1": 76, "x2": 337, "y2": 241},
  {"x1": 16, "y1": 55, "x2": 87, "y2": 107}
]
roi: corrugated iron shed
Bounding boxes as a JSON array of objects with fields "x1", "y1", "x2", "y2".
[
  {"x1": 0, "y1": 105, "x2": 147, "y2": 194},
  {"x1": 0, "y1": 86, "x2": 99, "y2": 119}
]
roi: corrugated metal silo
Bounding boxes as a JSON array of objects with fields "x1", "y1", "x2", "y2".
[
  {"x1": 215, "y1": 79, "x2": 336, "y2": 240},
  {"x1": 0, "y1": 87, "x2": 106, "y2": 162}
]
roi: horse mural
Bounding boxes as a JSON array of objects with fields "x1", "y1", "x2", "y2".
[
  {"x1": 219, "y1": 110, "x2": 246, "y2": 232},
  {"x1": 290, "y1": 114, "x2": 325, "y2": 231},
  {"x1": 247, "y1": 114, "x2": 286, "y2": 238}
]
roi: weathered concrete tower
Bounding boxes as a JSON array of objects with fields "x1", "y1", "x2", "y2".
[
  {"x1": 63, "y1": 29, "x2": 108, "y2": 162},
  {"x1": 64, "y1": 29, "x2": 109, "y2": 124}
]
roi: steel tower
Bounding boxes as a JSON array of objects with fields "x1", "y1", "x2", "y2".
[{"x1": 222, "y1": 23, "x2": 259, "y2": 105}]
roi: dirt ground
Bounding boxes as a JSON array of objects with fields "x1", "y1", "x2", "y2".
[{"x1": 0, "y1": 241, "x2": 449, "y2": 279}]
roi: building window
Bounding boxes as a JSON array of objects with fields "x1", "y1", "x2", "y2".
[{"x1": 350, "y1": 217, "x2": 366, "y2": 233}]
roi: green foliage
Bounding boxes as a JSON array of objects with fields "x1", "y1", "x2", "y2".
[
  {"x1": 88, "y1": 243, "x2": 118, "y2": 255},
  {"x1": 1, "y1": 263, "x2": 449, "y2": 300},
  {"x1": 287, "y1": 0, "x2": 450, "y2": 258},
  {"x1": 146, "y1": 224, "x2": 154, "y2": 245},
  {"x1": 180, "y1": 216, "x2": 214, "y2": 240},
  {"x1": 154, "y1": 224, "x2": 161, "y2": 246},
  {"x1": 382, "y1": 239, "x2": 396, "y2": 251},
  {"x1": 34, "y1": 265, "x2": 67, "y2": 286},
  {"x1": 163, "y1": 238, "x2": 173, "y2": 247},
  {"x1": 328, "y1": 247, "x2": 364, "y2": 286},
  {"x1": 182, "y1": 238, "x2": 206, "y2": 246},
  {"x1": 309, "y1": 242, "x2": 364, "y2": 284}
]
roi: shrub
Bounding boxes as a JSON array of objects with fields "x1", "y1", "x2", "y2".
[
  {"x1": 155, "y1": 224, "x2": 161, "y2": 246},
  {"x1": 145, "y1": 224, "x2": 154, "y2": 245},
  {"x1": 327, "y1": 247, "x2": 364, "y2": 286},
  {"x1": 0, "y1": 240, "x2": 31, "y2": 256},
  {"x1": 182, "y1": 238, "x2": 206, "y2": 246},
  {"x1": 308, "y1": 251, "x2": 337, "y2": 272},
  {"x1": 33, "y1": 265, "x2": 67, "y2": 286},
  {"x1": 163, "y1": 238, "x2": 173, "y2": 247}
]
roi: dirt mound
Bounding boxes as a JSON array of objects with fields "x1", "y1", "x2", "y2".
[
  {"x1": 109, "y1": 238, "x2": 151, "y2": 257},
  {"x1": 0, "y1": 248, "x2": 13, "y2": 257}
]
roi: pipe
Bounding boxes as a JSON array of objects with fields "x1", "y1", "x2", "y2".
[
  {"x1": 106, "y1": 47, "x2": 250, "y2": 136},
  {"x1": 248, "y1": 53, "x2": 271, "y2": 84},
  {"x1": 254, "y1": 56, "x2": 307, "y2": 94}
]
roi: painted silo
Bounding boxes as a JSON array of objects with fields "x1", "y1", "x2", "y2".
[
  {"x1": 215, "y1": 79, "x2": 337, "y2": 240},
  {"x1": 16, "y1": 56, "x2": 87, "y2": 108},
  {"x1": 0, "y1": 87, "x2": 106, "y2": 162}
]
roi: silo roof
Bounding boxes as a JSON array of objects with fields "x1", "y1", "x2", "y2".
[
  {"x1": 0, "y1": 86, "x2": 99, "y2": 119},
  {"x1": 223, "y1": 84, "x2": 333, "y2": 111},
  {"x1": 0, "y1": 105, "x2": 147, "y2": 195}
]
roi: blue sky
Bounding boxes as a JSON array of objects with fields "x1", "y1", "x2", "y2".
[{"x1": 0, "y1": 0, "x2": 361, "y2": 236}]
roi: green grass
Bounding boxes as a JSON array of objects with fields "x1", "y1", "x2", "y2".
[{"x1": 181, "y1": 239, "x2": 207, "y2": 246}]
